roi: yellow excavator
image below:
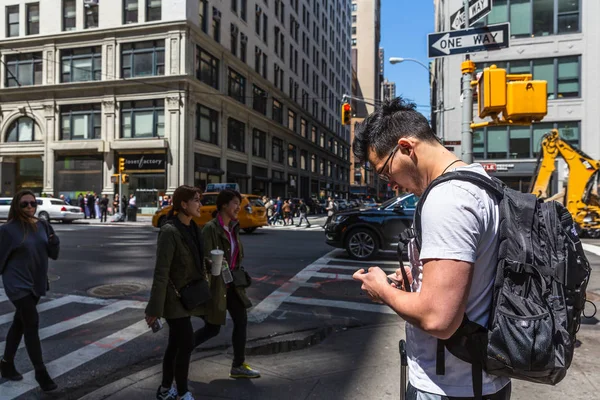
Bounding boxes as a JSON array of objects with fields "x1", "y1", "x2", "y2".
[{"x1": 529, "y1": 129, "x2": 600, "y2": 237}]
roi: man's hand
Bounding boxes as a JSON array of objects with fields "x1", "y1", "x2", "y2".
[
  {"x1": 145, "y1": 315, "x2": 157, "y2": 327},
  {"x1": 387, "y1": 266, "x2": 413, "y2": 290},
  {"x1": 352, "y1": 267, "x2": 390, "y2": 303}
]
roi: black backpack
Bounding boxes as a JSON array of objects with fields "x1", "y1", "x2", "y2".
[{"x1": 399, "y1": 170, "x2": 593, "y2": 400}]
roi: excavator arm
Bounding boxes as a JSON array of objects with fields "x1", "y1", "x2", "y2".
[{"x1": 530, "y1": 129, "x2": 600, "y2": 234}]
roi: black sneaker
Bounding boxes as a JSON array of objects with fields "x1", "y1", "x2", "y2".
[
  {"x1": 35, "y1": 368, "x2": 58, "y2": 392},
  {"x1": 0, "y1": 358, "x2": 22, "y2": 381}
]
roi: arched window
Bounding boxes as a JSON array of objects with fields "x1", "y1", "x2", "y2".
[{"x1": 6, "y1": 117, "x2": 40, "y2": 142}]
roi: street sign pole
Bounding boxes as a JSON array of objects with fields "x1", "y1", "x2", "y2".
[
  {"x1": 119, "y1": 173, "x2": 123, "y2": 215},
  {"x1": 461, "y1": 0, "x2": 474, "y2": 164}
]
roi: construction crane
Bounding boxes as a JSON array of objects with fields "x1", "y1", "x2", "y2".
[{"x1": 529, "y1": 129, "x2": 600, "y2": 237}]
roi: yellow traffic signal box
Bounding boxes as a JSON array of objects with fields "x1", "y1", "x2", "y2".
[
  {"x1": 505, "y1": 80, "x2": 547, "y2": 121},
  {"x1": 478, "y1": 65, "x2": 506, "y2": 119},
  {"x1": 341, "y1": 103, "x2": 351, "y2": 125},
  {"x1": 118, "y1": 157, "x2": 125, "y2": 173},
  {"x1": 121, "y1": 174, "x2": 129, "y2": 184}
]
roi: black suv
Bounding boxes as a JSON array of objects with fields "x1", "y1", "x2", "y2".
[{"x1": 324, "y1": 193, "x2": 418, "y2": 260}]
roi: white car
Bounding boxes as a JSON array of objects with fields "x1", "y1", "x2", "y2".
[
  {"x1": 0, "y1": 197, "x2": 11, "y2": 220},
  {"x1": 36, "y1": 198, "x2": 85, "y2": 223}
]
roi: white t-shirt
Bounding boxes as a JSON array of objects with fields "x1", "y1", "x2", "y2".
[{"x1": 406, "y1": 164, "x2": 510, "y2": 397}]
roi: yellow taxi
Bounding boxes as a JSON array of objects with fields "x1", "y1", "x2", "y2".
[{"x1": 152, "y1": 191, "x2": 268, "y2": 233}]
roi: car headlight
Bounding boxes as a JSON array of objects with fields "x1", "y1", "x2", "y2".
[{"x1": 332, "y1": 215, "x2": 348, "y2": 224}]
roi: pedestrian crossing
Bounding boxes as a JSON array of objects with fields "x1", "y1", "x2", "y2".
[
  {"x1": 0, "y1": 289, "x2": 150, "y2": 399},
  {"x1": 248, "y1": 249, "x2": 402, "y2": 323},
  {"x1": 262, "y1": 223, "x2": 325, "y2": 232}
]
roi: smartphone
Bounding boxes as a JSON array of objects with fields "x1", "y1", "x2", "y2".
[{"x1": 151, "y1": 318, "x2": 163, "y2": 333}]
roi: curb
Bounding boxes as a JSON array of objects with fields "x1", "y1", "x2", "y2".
[{"x1": 76, "y1": 326, "x2": 336, "y2": 400}]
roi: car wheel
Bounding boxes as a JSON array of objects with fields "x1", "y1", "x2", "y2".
[
  {"x1": 345, "y1": 228, "x2": 379, "y2": 260},
  {"x1": 38, "y1": 212, "x2": 50, "y2": 222},
  {"x1": 158, "y1": 216, "x2": 167, "y2": 227},
  {"x1": 243, "y1": 227, "x2": 257, "y2": 234}
]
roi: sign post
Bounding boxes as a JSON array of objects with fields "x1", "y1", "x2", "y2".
[{"x1": 461, "y1": 0, "x2": 474, "y2": 164}]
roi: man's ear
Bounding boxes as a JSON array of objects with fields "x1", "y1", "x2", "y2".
[{"x1": 398, "y1": 138, "x2": 413, "y2": 155}]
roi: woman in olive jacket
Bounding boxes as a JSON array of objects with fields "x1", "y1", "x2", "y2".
[
  {"x1": 194, "y1": 189, "x2": 260, "y2": 379},
  {"x1": 145, "y1": 185, "x2": 206, "y2": 400}
]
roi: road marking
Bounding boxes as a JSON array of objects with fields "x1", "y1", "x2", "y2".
[
  {"x1": 582, "y1": 243, "x2": 600, "y2": 257},
  {"x1": 319, "y1": 265, "x2": 399, "y2": 272},
  {"x1": 0, "y1": 295, "x2": 114, "y2": 325},
  {"x1": 311, "y1": 272, "x2": 354, "y2": 281},
  {"x1": 248, "y1": 249, "x2": 338, "y2": 323},
  {"x1": 0, "y1": 300, "x2": 146, "y2": 353},
  {"x1": 0, "y1": 320, "x2": 149, "y2": 399},
  {"x1": 285, "y1": 296, "x2": 396, "y2": 314}
]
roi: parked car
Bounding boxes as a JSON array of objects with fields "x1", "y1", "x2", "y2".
[
  {"x1": 36, "y1": 198, "x2": 85, "y2": 223},
  {"x1": 0, "y1": 197, "x2": 12, "y2": 220},
  {"x1": 324, "y1": 193, "x2": 419, "y2": 260},
  {"x1": 152, "y1": 192, "x2": 268, "y2": 233}
]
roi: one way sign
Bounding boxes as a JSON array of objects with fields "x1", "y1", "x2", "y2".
[
  {"x1": 427, "y1": 23, "x2": 510, "y2": 58},
  {"x1": 451, "y1": 0, "x2": 492, "y2": 31}
]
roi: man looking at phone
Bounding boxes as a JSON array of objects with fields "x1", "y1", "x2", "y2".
[{"x1": 351, "y1": 98, "x2": 511, "y2": 399}]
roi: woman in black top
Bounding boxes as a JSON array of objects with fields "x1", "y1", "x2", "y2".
[{"x1": 0, "y1": 190, "x2": 60, "y2": 392}]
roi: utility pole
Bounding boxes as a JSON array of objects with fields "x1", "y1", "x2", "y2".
[
  {"x1": 119, "y1": 174, "x2": 123, "y2": 215},
  {"x1": 460, "y1": 0, "x2": 475, "y2": 164}
]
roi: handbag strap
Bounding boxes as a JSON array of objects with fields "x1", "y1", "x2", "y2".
[{"x1": 168, "y1": 279, "x2": 181, "y2": 298}]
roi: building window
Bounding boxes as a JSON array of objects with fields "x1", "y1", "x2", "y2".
[
  {"x1": 483, "y1": 0, "x2": 579, "y2": 37},
  {"x1": 240, "y1": 34, "x2": 247, "y2": 63},
  {"x1": 60, "y1": 104, "x2": 101, "y2": 140},
  {"x1": 196, "y1": 104, "x2": 219, "y2": 145},
  {"x1": 351, "y1": 26, "x2": 356, "y2": 35},
  {"x1": 228, "y1": 68, "x2": 246, "y2": 104},
  {"x1": 300, "y1": 150, "x2": 307, "y2": 170},
  {"x1": 6, "y1": 5, "x2": 19, "y2": 37},
  {"x1": 5, "y1": 53, "x2": 42, "y2": 87},
  {"x1": 230, "y1": 24, "x2": 239, "y2": 56},
  {"x1": 300, "y1": 118, "x2": 307, "y2": 138},
  {"x1": 288, "y1": 110, "x2": 297, "y2": 132},
  {"x1": 212, "y1": 8, "x2": 221, "y2": 42},
  {"x1": 227, "y1": 118, "x2": 245, "y2": 153},
  {"x1": 288, "y1": 144, "x2": 297, "y2": 168},
  {"x1": 196, "y1": 47, "x2": 219, "y2": 89},
  {"x1": 311, "y1": 154, "x2": 316, "y2": 173},
  {"x1": 61, "y1": 47, "x2": 102, "y2": 83},
  {"x1": 121, "y1": 99, "x2": 165, "y2": 138},
  {"x1": 123, "y1": 0, "x2": 139, "y2": 24},
  {"x1": 272, "y1": 99, "x2": 283, "y2": 124},
  {"x1": 311, "y1": 126, "x2": 317, "y2": 143},
  {"x1": 351, "y1": 3, "x2": 357, "y2": 12},
  {"x1": 63, "y1": 0, "x2": 76, "y2": 31},
  {"x1": 121, "y1": 40, "x2": 165, "y2": 78},
  {"x1": 147, "y1": 0, "x2": 161, "y2": 21},
  {"x1": 252, "y1": 128, "x2": 266, "y2": 158},
  {"x1": 84, "y1": 0, "x2": 99, "y2": 29},
  {"x1": 6, "y1": 117, "x2": 40, "y2": 142},
  {"x1": 319, "y1": 132, "x2": 325, "y2": 148},
  {"x1": 26, "y1": 3, "x2": 39, "y2": 35},
  {"x1": 240, "y1": 0, "x2": 247, "y2": 21},
  {"x1": 199, "y1": 0, "x2": 208, "y2": 32},
  {"x1": 253, "y1": 85, "x2": 267, "y2": 115},
  {"x1": 272, "y1": 137, "x2": 284, "y2": 163},
  {"x1": 479, "y1": 56, "x2": 580, "y2": 99}
]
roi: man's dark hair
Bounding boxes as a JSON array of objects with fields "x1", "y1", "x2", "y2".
[
  {"x1": 216, "y1": 189, "x2": 243, "y2": 212},
  {"x1": 352, "y1": 97, "x2": 439, "y2": 164}
]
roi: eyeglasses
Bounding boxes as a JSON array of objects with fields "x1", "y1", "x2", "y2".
[
  {"x1": 377, "y1": 145, "x2": 399, "y2": 182},
  {"x1": 19, "y1": 201, "x2": 37, "y2": 208}
]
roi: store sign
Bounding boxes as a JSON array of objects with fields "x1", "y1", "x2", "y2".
[
  {"x1": 123, "y1": 154, "x2": 166, "y2": 171},
  {"x1": 496, "y1": 164, "x2": 514, "y2": 171},
  {"x1": 482, "y1": 163, "x2": 497, "y2": 172}
]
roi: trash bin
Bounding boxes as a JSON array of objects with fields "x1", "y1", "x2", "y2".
[{"x1": 126, "y1": 207, "x2": 137, "y2": 222}]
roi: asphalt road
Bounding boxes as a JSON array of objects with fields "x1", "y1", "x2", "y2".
[{"x1": 2, "y1": 222, "x2": 600, "y2": 400}]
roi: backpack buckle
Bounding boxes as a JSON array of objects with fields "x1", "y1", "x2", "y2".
[{"x1": 399, "y1": 228, "x2": 415, "y2": 244}]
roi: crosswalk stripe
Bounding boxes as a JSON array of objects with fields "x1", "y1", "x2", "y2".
[
  {"x1": 0, "y1": 300, "x2": 146, "y2": 353},
  {"x1": 0, "y1": 295, "x2": 114, "y2": 325},
  {"x1": 284, "y1": 295, "x2": 396, "y2": 314},
  {"x1": 0, "y1": 320, "x2": 149, "y2": 399}
]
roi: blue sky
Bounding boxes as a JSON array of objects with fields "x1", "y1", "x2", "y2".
[{"x1": 380, "y1": 0, "x2": 434, "y2": 115}]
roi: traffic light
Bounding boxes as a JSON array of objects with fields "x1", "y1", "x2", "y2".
[
  {"x1": 477, "y1": 65, "x2": 506, "y2": 119},
  {"x1": 121, "y1": 174, "x2": 129, "y2": 184},
  {"x1": 341, "y1": 103, "x2": 351, "y2": 125},
  {"x1": 118, "y1": 157, "x2": 125, "y2": 173}
]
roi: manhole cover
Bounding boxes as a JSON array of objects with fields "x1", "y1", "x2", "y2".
[
  {"x1": 88, "y1": 283, "x2": 145, "y2": 298},
  {"x1": 47, "y1": 273, "x2": 60, "y2": 282}
]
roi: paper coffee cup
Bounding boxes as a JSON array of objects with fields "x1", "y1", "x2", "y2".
[{"x1": 210, "y1": 249, "x2": 224, "y2": 275}]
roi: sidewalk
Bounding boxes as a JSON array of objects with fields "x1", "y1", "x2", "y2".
[{"x1": 79, "y1": 321, "x2": 600, "y2": 400}]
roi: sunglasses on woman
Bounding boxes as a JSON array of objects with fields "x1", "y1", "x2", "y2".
[{"x1": 19, "y1": 201, "x2": 38, "y2": 208}]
